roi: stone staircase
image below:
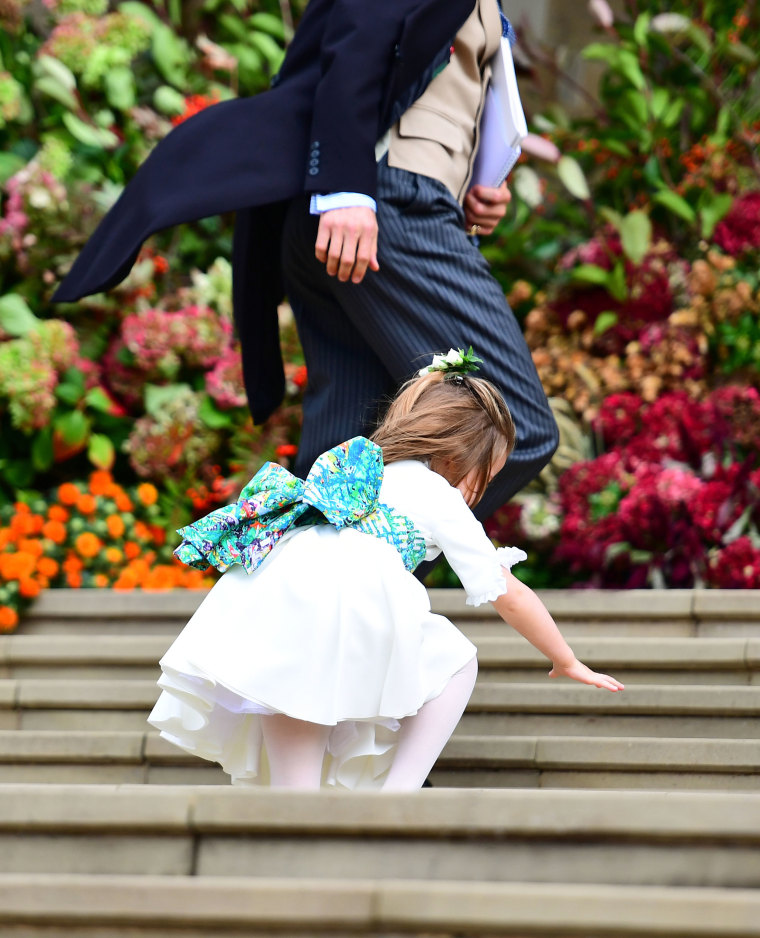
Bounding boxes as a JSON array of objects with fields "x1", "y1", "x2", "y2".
[{"x1": 0, "y1": 588, "x2": 759, "y2": 936}]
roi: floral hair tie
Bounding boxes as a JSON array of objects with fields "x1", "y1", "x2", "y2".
[{"x1": 417, "y1": 346, "x2": 483, "y2": 377}]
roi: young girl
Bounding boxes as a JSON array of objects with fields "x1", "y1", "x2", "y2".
[{"x1": 149, "y1": 354, "x2": 623, "y2": 790}]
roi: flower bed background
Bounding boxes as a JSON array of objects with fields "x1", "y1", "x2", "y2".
[{"x1": 1, "y1": 0, "x2": 759, "y2": 628}]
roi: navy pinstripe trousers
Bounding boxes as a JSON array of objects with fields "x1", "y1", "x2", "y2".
[{"x1": 281, "y1": 159, "x2": 559, "y2": 522}]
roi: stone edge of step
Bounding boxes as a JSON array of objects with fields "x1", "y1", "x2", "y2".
[{"x1": 0, "y1": 875, "x2": 759, "y2": 934}]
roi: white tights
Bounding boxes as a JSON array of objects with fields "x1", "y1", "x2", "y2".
[{"x1": 259, "y1": 656, "x2": 478, "y2": 790}]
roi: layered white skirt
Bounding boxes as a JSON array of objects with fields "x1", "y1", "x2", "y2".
[{"x1": 149, "y1": 524, "x2": 477, "y2": 788}]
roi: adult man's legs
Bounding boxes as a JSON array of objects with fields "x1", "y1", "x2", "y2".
[{"x1": 281, "y1": 161, "x2": 559, "y2": 518}]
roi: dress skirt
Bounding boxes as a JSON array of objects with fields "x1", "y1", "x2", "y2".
[{"x1": 148, "y1": 523, "x2": 477, "y2": 788}]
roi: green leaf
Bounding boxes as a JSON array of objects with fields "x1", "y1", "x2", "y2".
[
  {"x1": 619, "y1": 89, "x2": 648, "y2": 128},
  {"x1": 603, "y1": 139, "x2": 633, "y2": 157},
  {"x1": 725, "y1": 41, "x2": 757, "y2": 65},
  {"x1": 54, "y1": 410, "x2": 91, "y2": 447},
  {"x1": 35, "y1": 54, "x2": 76, "y2": 91},
  {"x1": 31, "y1": 427, "x2": 54, "y2": 473},
  {"x1": 617, "y1": 49, "x2": 646, "y2": 91},
  {"x1": 715, "y1": 106, "x2": 731, "y2": 140},
  {"x1": 0, "y1": 294, "x2": 39, "y2": 336},
  {"x1": 84, "y1": 387, "x2": 115, "y2": 413},
  {"x1": 219, "y1": 13, "x2": 249, "y2": 41},
  {"x1": 652, "y1": 188, "x2": 697, "y2": 223},
  {"x1": 582, "y1": 42, "x2": 620, "y2": 65},
  {"x1": 661, "y1": 98, "x2": 684, "y2": 128},
  {"x1": 633, "y1": 12, "x2": 651, "y2": 47},
  {"x1": 248, "y1": 31, "x2": 285, "y2": 70},
  {"x1": 571, "y1": 264, "x2": 611, "y2": 286},
  {"x1": 0, "y1": 153, "x2": 25, "y2": 185},
  {"x1": 117, "y1": 1, "x2": 163, "y2": 28},
  {"x1": 249, "y1": 12, "x2": 288, "y2": 40},
  {"x1": 55, "y1": 380, "x2": 85, "y2": 406},
  {"x1": 699, "y1": 193, "x2": 733, "y2": 239},
  {"x1": 3, "y1": 460, "x2": 35, "y2": 488},
  {"x1": 557, "y1": 156, "x2": 590, "y2": 200},
  {"x1": 104, "y1": 67, "x2": 136, "y2": 111},
  {"x1": 642, "y1": 155, "x2": 663, "y2": 187},
  {"x1": 686, "y1": 23, "x2": 713, "y2": 55},
  {"x1": 62, "y1": 112, "x2": 119, "y2": 149},
  {"x1": 619, "y1": 210, "x2": 652, "y2": 265},
  {"x1": 599, "y1": 206, "x2": 624, "y2": 229},
  {"x1": 650, "y1": 87, "x2": 669, "y2": 120},
  {"x1": 153, "y1": 84, "x2": 186, "y2": 116},
  {"x1": 88, "y1": 433, "x2": 115, "y2": 470},
  {"x1": 34, "y1": 76, "x2": 79, "y2": 111},
  {"x1": 198, "y1": 394, "x2": 233, "y2": 429},
  {"x1": 608, "y1": 261, "x2": 628, "y2": 302},
  {"x1": 513, "y1": 165, "x2": 543, "y2": 208},
  {"x1": 144, "y1": 383, "x2": 191, "y2": 418},
  {"x1": 151, "y1": 23, "x2": 189, "y2": 89},
  {"x1": 594, "y1": 311, "x2": 619, "y2": 335}
]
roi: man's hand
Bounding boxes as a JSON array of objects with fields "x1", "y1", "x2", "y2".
[
  {"x1": 315, "y1": 206, "x2": 379, "y2": 284},
  {"x1": 463, "y1": 181, "x2": 512, "y2": 236}
]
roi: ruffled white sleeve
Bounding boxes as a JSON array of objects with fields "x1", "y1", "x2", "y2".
[{"x1": 381, "y1": 462, "x2": 526, "y2": 606}]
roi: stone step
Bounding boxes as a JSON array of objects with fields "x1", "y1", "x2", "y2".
[
  {"x1": 3, "y1": 678, "x2": 758, "y2": 733},
  {"x1": 1, "y1": 875, "x2": 760, "y2": 937},
  {"x1": 0, "y1": 730, "x2": 758, "y2": 790},
  {"x1": 1, "y1": 785, "x2": 759, "y2": 887},
  {"x1": 20, "y1": 588, "x2": 760, "y2": 637},
  {"x1": 3, "y1": 633, "x2": 760, "y2": 684}
]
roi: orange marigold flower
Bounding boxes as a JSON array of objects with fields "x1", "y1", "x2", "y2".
[
  {"x1": 0, "y1": 606, "x2": 19, "y2": 631},
  {"x1": 28, "y1": 515, "x2": 44, "y2": 535},
  {"x1": 149, "y1": 524, "x2": 166, "y2": 546},
  {"x1": 75, "y1": 532, "x2": 102, "y2": 559},
  {"x1": 18, "y1": 578, "x2": 41, "y2": 599},
  {"x1": 10, "y1": 514, "x2": 35, "y2": 537},
  {"x1": 114, "y1": 493, "x2": 134, "y2": 512},
  {"x1": 13, "y1": 502, "x2": 30, "y2": 514},
  {"x1": 42, "y1": 520, "x2": 67, "y2": 545},
  {"x1": 63, "y1": 551, "x2": 84, "y2": 572},
  {"x1": 124, "y1": 541, "x2": 141, "y2": 560},
  {"x1": 66, "y1": 571, "x2": 82, "y2": 588},
  {"x1": 37, "y1": 557, "x2": 59, "y2": 579},
  {"x1": 113, "y1": 570, "x2": 139, "y2": 591},
  {"x1": 89, "y1": 470, "x2": 114, "y2": 496},
  {"x1": 17, "y1": 538, "x2": 44, "y2": 558},
  {"x1": 133, "y1": 521, "x2": 151, "y2": 541},
  {"x1": 275, "y1": 443, "x2": 298, "y2": 458},
  {"x1": 0, "y1": 552, "x2": 37, "y2": 581},
  {"x1": 93, "y1": 574, "x2": 110, "y2": 588},
  {"x1": 153, "y1": 255, "x2": 169, "y2": 275},
  {"x1": 47, "y1": 505, "x2": 69, "y2": 523},
  {"x1": 76, "y1": 494, "x2": 97, "y2": 515},
  {"x1": 105, "y1": 547, "x2": 123, "y2": 565},
  {"x1": 58, "y1": 483, "x2": 81, "y2": 506},
  {"x1": 136, "y1": 483, "x2": 159, "y2": 507},
  {"x1": 0, "y1": 528, "x2": 12, "y2": 550},
  {"x1": 106, "y1": 515, "x2": 125, "y2": 539}
]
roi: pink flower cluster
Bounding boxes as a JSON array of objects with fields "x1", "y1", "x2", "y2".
[
  {"x1": 106, "y1": 305, "x2": 234, "y2": 402},
  {"x1": 553, "y1": 387, "x2": 760, "y2": 587},
  {"x1": 205, "y1": 347, "x2": 247, "y2": 409},
  {"x1": 713, "y1": 191, "x2": 760, "y2": 257},
  {"x1": 554, "y1": 230, "x2": 689, "y2": 353}
]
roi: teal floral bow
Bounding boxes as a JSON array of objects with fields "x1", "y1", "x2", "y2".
[{"x1": 174, "y1": 437, "x2": 427, "y2": 574}]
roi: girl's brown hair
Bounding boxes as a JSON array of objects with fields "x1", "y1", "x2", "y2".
[{"x1": 371, "y1": 371, "x2": 516, "y2": 506}]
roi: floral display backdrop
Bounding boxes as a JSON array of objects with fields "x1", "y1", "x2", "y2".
[{"x1": 0, "y1": 0, "x2": 759, "y2": 627}]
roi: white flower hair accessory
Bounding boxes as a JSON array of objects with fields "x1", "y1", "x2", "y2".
[{"x1": 418, "y1": 346, "x2": 483, "y2": 377}]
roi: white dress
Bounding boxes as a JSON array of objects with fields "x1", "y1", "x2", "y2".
[{"x1": 148, "y1": 459, "x2": 526, "y2": 788}]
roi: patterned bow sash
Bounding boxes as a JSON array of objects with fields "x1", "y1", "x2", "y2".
[{"x1": 174, "y1": 437, "x2": 427, "y2": 574}]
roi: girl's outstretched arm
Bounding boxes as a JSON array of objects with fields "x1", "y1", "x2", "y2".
[{"x1": 490, "y1": 570, "x2": 625, "y2": 693}]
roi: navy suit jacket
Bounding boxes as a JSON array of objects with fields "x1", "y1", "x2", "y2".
[{"x1": 53, "y1": 0, "x2": 477, "y2": 422}]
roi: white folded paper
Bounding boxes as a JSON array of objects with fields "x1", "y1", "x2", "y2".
[{"x1": 471, "y1": 35, "x2": 528, "y2": 188}]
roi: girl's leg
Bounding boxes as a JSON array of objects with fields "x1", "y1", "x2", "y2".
[
  {"x1": 382, "y1": 657, "x2": 478, "y2": 791},
  {"x1": 260, "y1": 713, "x2": 331, "y2": 789}
]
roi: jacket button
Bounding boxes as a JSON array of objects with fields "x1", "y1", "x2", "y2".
[{"x1": 308, "y1": 167, "x2": 319, "y2": 176}]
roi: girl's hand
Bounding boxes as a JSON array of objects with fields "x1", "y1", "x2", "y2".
[{"x1": 549, "y1": 658, "x2": 625, "y2": 693}]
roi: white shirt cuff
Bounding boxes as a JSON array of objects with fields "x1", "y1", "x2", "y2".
[{"x1": 309, "y1": 192, "x2": 377, "y2": 214}]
